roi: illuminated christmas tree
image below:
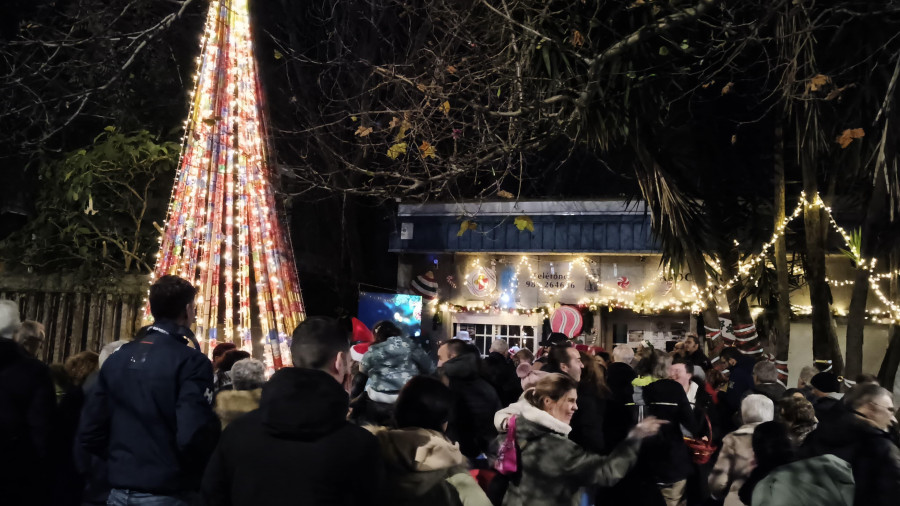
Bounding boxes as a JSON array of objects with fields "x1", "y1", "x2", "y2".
[{"x1": 149, "y1": 0, "x2": 304, "y2": 369}]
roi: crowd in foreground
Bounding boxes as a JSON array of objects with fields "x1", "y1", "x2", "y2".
[{"x1": 1, "y1": 274, "x2": 899, "y2": 506}]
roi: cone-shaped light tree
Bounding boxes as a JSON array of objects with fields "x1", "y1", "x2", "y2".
[{"x1": 149, "y1": 0, "x2": 304, "y2": 370}]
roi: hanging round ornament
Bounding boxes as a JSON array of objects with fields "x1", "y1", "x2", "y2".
[
  {"x1": 466, "y1": 265, "x2": 497, "y2": 297},
  {"x1": 410, "y1": 270, "x2": 438, "y2": 300},
  {"x1": 550, "y1": 305, "x2": 583, "y2": 338}
]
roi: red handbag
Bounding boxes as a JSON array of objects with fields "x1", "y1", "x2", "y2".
[{"x1": 684, "y1": 414, "x2": 717, "y2": 465}]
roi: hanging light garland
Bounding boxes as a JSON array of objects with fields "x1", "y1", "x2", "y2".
[
  {"x1": 454, "y1": 192, "x2": 900, "y2": 324},
  {"x1": 146, "y1": 0, "x2": 305, "y2": 371}
]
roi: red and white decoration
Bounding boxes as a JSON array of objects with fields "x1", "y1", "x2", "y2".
[
  {"x1": 411, "y1": 271, "x2": 438, "y2": 300},
  {"x1": 550, "y1": 306, "x2": 583, "y2": 338}
]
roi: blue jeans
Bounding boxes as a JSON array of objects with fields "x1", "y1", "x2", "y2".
[{"x1": 107, "y1": 489, "x2": 196, "y2": 506}]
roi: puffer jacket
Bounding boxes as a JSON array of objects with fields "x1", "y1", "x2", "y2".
[
  {"x1": 214, "y1": 389, "x2": 261, "y2": 428},
  {"x1": 750, "y1": 454, "x2": 854, "y2": 506},
  {"x1": 369, "y1": 426, "x2": 491, "y2": 506},
  {"x1": 361, "y1": 336, "x2": 435, "y2": 398},
  {"x1": 500, "y1": 402, "x2": 641, "y2": 506},
  {"x1": 709, "y1": 422, "x2": 761, "y2": 506}
]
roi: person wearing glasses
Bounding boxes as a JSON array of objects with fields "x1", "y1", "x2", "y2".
[{"x1": 802, "y1": 383, "x2": 900, "y2": 506}]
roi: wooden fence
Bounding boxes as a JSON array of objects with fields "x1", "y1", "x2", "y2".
[{"x1": 0, "y1": 273, "x2": 149, "y2": 364}]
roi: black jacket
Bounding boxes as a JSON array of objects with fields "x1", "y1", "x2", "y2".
[
  {"x1": 78, "y1": 320, "x2": 220, "y2": 494},
  {"x1": 802, "y1": 410, "x2": 900, "y2": 506},
  {"x1": 0, "y1": 337, "x2": 56, "y2": 506},
  {"x1": 482, "y1": 351, "x2": 522, "y2": 407},
  {"x1": 201, "y1": 367, "x2": 386, "y2": 506},
  {"x1": 604, "y1": 363, "x2": 637, "y2": 450},
  {"x1": 569, "y1": 381, "x2": 607, "y2": 454},
  {"x1": 813, "y1": 395, "x2": 846, "y2": 425},
  {"x1": 640, "y1": 378, "x2": 698, "y2": 483},
  {"x1": 441, "y1": 353, "x2": 502, "y2": 459}
]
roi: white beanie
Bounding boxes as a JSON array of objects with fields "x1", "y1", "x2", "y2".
[{"x1": 0, "y1": 300, "x2": 21, "y2": 339}]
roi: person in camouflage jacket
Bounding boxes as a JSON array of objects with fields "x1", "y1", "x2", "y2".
[
  {"x1": 499, "y1": 374, "x2": 664, "y2": 506},
  {"x1": 360, "y1": 322, "x2": 435, "y2": 403}
]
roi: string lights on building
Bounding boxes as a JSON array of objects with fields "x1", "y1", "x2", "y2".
[
  {"x1": 147, "y1": 0, "x2": 305, "y2": 370},
  {"x1": 455, "y1": 192, "x2": 899, "y2": 324}
]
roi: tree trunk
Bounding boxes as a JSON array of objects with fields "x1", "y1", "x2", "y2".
[
  {"x1": 719, "y1": 245, "x2": 761, "y2": 355},
  {"x1": 774, "y1": 124, "x2": 791, "y2": 383},
  {"x1": 685, "y1": 249, "x2": 722, "y2": 357},
  {"x1": 800, "y1": 143, "x2": 845, "y2": 376},
  {"x1": 877, "y1": 247, "x2": 900, "y2": 390},
  {"x1": 845, "y1": 170, "x2": 886, "y2": 377}
]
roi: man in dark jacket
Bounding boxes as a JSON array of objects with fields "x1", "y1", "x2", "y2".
[
  {"x1": 79, "y1": 275, "x2": 220, "y2": 505},
  {"x1": 802, "y1": 383, "x2": 900, "y2": 506},
  {"x1": 809, "y1": 372, "x2": 846, "y2": 425},
  {"x1": 742, "y1": 361, "x2": 786, "y2": 405},
  {"x1": 720, "y1": 347, "x2": 755, "y2": 423},
  {"x1": 0, "y1": 335, "x2": 56, "y2": 506},
  {"x1": 543, "y1": 344, "x2": 607, "y2": 454},
  {"x1": 438, "y1": 339, "x2": 502, "y2": 460},
  {"x1": 201, "y1": 316, "x2": 386, "y2": 506},
  {"x1": 482, "y1": 338, "x2": 522, "y2": 406}
]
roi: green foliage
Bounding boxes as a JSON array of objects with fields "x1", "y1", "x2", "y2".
[{"x1": 0, "y1": 128, "x2": 178, "y2": 276}]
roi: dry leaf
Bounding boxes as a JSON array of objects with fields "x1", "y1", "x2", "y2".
[
  {"x1": 395, "y1": 120, "x2": 411, "y2": 141},
  {"x1": 446, "y1": 65, "x2": 457, "y2": 75},
  {"x1": 807, "y1": 74, "x2": 831, "y2": 93},
  {"x1": 416, "y1": 83, "x2": 427, "y2": 92},
  {"x1": 571, "y1": 30, "x2": 585, "y2": 48},
  {"x1": 354, "y1": 125, "x2": 373, "y2": 137},
  {"x1": 514, "y1": 215, "x2": 534, "y2": 233},
  {"x1": 457, "y1": 220, "x2": 477, "y2": 236},
  {"x1": 440, "y1": 101, "x2": 451, "y2": 116},
  {"x1": 721, "y1": 82, "x2": 734, "y2": 95},
  {"x1": 497, "y1": 190, "x2": 514, "y2": 199},
  {"x1": 702, "y1": 80, "x2": 715, "y2": 89},
  {"x1": 419, "y1": 141, "x2": 436, "y2": 159},
  {"x1": 273, "y1": 50, "x2": 283, "y2": 60},
  {"x1": 387, "y1": 142, "x2": 408, "y2": 159},
  {"x1": 731, "y1": 134, "x2": 737, "y2": 145},
  {"x1": 836, "y1": 128, "x2": 864, "y2": 149},
  {"x1": 389, "y1": 117, "x2": 401, "y2": 129}
]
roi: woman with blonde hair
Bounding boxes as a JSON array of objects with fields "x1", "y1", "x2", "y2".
[{"x1": 497, "y1": 374, "x2": 664, "y2": 506}]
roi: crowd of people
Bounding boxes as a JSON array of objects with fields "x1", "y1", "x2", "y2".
[{"x1": 1, "y1": 275, "x2": 899, "y2": 506}]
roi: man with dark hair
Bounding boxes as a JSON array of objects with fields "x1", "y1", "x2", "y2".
[
  {"x1": 543, "y1": 343, "x2": 607, "y2": 454},
  {"x1": 482, "y1": 339, "x2": 522, "y2": 406},
  {"x1": 719, "y1": 347, "x2": 756, "y2": 421},
  {"x1": 803, "y1": 384, "x2": 900, "y2": 506},
  {"x1": 201, "y1": 316, "x2": 385, "y2": 506},
  {"x1": 437, "y1": 338, "x2": 501, "y2": 460},
  {"x1": 79, "y1": 275, "x2": 219, "y2": 506}
]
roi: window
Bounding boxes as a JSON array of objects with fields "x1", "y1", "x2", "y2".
[{"x1": 453, "y1": 323, "x2": 537, "y2": 355}]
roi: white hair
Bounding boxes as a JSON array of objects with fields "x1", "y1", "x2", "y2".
[
  {"x1": 231, "y1": 358, "x2": 266, "y2": 390},
  {"x1": 0, "y1": 300, "x2": 21, "y2": 339},
  {"x1": 612, "y1": 344, "x2": 634, "y2": 364},
  {"x1": 741, "y1": 394, "x2": 775, "y2": 424},
  {"x1": 490, "y1": 339, "x2": 509, "y2": 355}
]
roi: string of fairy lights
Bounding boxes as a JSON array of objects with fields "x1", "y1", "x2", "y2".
[
  {"x1": 146, "y1": 0, "x2": 305, "y2": 370},
  {"x1": 454, "y1": 192, "x2": 899, "y2": 323}
]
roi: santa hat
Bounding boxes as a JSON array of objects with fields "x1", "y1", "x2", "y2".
[
  {"x1": 508, "y1": 346, "x2": 521, "y2": 356},
  {"x1": 351, "y1": 317, "x2": 374, "y2": 344},
  {"x1": 411, "y1": 271, "x2": 438, "y2": 300},
  {"x1": 350, "y1": 342, "x2": 371, "y2": 362}
]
